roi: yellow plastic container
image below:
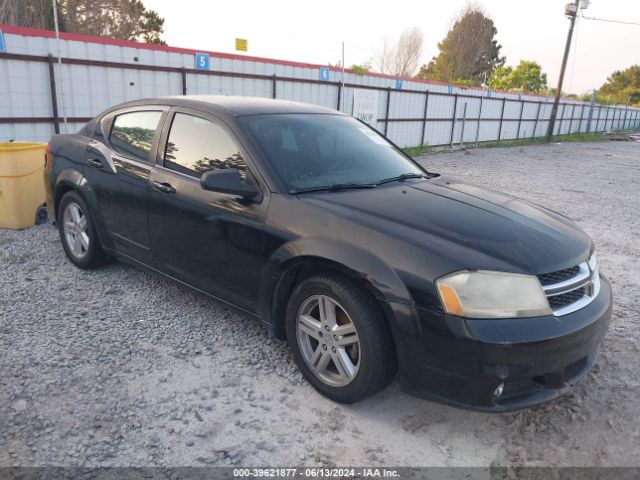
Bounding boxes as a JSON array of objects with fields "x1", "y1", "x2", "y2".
[{"x1": 0, "y1": 142, "x2": 47, "y2": 230}]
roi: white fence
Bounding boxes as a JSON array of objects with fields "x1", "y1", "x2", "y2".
[{"x1": 1, "y1": 24, "x2": 638, "y2": 147}]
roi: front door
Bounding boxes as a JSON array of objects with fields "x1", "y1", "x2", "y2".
[
  {"x1": 147, "y1": 109, "x2": 269, "y2": 313},
  {"x1": 84, "y1": 108, "x2": 166, "y2": 264}
]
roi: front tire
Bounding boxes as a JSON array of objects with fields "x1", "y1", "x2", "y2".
[
  {"x1": 285, "y1": 274, "x2": 397, "y2": 403},
  {"x1": 57, "y1": 191, "x2": 111, "y2": 269}
]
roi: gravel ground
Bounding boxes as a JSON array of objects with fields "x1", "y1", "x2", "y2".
[{"x1": 1, "y1": 141, "x2": 639, "y2": 468}]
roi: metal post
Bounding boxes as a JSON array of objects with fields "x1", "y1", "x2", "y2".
[
  {"x1": 612, "y1": 107, "x2": 617, "y2": 131},
  {"x1": 623, "y1": 105, "x2": 629, "y2": 130},
  {"x1": 568, "y1": 104, "x2": 575, "y2": 133},
  {"x1": 497, "y1": 98, "x2": 506, "y2": 141},
  {"x1": 336, "y1": 83, "x2": 342, "y2": 111},
  {"x1": 556, "y1": 103, "x2": 566, "y2": 136},
  {"x1": 51, "y1": 0, "x2": 67, "y2": 131},
  {"x1": 619, "y1": 108, "x2": 623, "y2": 130},
  {"x1": 341, "y1": 41, "x2": 345, "y2": 112},
  {"x1": 546, "y1": 0, "x2": 580, "y2": 142},
  {"x1": 618, "y1": 108, "x2": 622, "y2": 130},
  {"x1": 579, "y1": 104, "x2": 583, "y2": 132},
  {"x1": 449, "y1": 94, "x2": 458, "y2": 148},
  {"x1": 475, "y1": 96, "x2": 484, "y2": 148},
  {"x1": 459, "y1": 102, "x2": 468, "y2": 149},
  {"x1": 596, "y1": 106, "x2": 602, "y2": 133},
  {"x1": 607, "y1": 107, "x2": 616, "y2": 131},
  {"x1": 47, "y1": 54, "x2": 60, "y2": 135},
  {"x1": 586, "y1": 92, "x2": 595, "y2": 133},
  {"x1": 619, "y1": 108, "x2": 623, "y2": 129},
  {"x1": 516, "y1": 100, "x2": 524, "y2": 139},
  {"x1": 420, "y1": 91, "x2": 429, "y2": 145},
  {"x1": 272, "y1": 75, "x2": 277, "y2": 99},
  {"x1": 609, "y1": 107, "x2": 616, "y2": 130},
  {"x1": 611, "y1": 108, "x2": 615, "y2": 130},
  {"x1": 181, "y1": 68, "x2": 187, "y2": 95},
  {"x1": 384, "y1": 88, "x2": 391, "y2": 136},
  {"x1": 532, "y1": 101, "x2": 542, "y2": 138}
]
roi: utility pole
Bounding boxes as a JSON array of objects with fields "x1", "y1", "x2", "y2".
[
  {"x1": 546, "y1": 0, "x2": 582, "y2": 142},
  {"x1": 341, "y1": 42, "x2": 345, "y2": 112},
  {"x1": 52, "y1": 0, "x2": 68, "y2": 131}
]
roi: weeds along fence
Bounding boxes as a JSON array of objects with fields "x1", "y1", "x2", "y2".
[{"x1": 1, "y1": 24, "x2": 639, "y2": 147}]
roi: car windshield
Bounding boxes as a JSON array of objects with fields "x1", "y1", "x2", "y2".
[{"x1": 239, "y1": 114, "x2": 424, "y2": 192}]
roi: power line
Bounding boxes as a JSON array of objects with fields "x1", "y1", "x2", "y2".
[{"x1": 579, "y1": 14, "x2": 640, "y2": 26}]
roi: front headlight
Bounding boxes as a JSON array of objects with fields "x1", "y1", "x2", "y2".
[{"x1": 436, "y1": 270, "x2": 552, "y2": 319}]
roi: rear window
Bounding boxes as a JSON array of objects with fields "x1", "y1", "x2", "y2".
[{"x1": 109, "y1": 111, "x2": 162, "y2": 162}]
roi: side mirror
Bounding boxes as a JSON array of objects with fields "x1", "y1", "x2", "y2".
[{"x1": 200, "y1": 169, "x2": 259, "y2": 199}]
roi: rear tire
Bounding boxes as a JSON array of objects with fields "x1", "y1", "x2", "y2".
[
  {"x1": 285, "y1": 274, "x2": 397, "y2": 403},
  {"x1": 57, "y1": 191, "x2": 111, "y2": 269}
]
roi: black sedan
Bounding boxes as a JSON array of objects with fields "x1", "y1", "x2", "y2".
[{"x1": 45, "y1": 96, "x2": 612, "y2": 411}]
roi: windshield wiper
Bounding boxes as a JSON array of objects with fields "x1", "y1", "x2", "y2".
[
  {"x1": 375, "y1": 173, "x2": 424, "y2": 186},
  {"x1": 292, "y1": 182, "x2": 377, "y2": 194}
]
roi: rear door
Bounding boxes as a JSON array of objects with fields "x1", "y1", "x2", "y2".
[
  {"x1": 147, "y1": 108, "x2": 269, "y2": 312},
  {"x1": 85, "y1": 107, "x2": 167, "y2": 264}
]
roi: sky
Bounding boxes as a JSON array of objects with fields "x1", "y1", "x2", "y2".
[{"x1": 144, "y1": 0, "x2": 640, "y2": 94}]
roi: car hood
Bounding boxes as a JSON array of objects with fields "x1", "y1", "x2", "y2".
[{"x1": 299, "y1": 176, "x2": 592, "y2": 274}]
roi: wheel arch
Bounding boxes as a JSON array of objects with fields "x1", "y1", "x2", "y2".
[
  {"x1": 259, "y1": 239, "x2": 415, "y2": 341},
  {"x1": 53, "y1": 169, "x2": 113, "y2": 251}
]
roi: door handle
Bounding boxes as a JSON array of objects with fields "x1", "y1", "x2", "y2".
[
  {"x1": 86, "y1": 158, "x2": 103, "y2": 169},
  {"x1": 152, "y1": 181, "x2": 176, "y2": 194}
]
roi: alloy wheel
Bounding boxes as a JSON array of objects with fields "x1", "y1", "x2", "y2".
[
  {"x1": 62, "y1": 202, "x2": 90, "y2": 259},
  {"x1": 296, "y1": 295, "x2": 361, "y2": 387}
]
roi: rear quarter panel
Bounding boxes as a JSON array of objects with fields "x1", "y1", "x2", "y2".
[{"x1": 47, "y1": 133, "x2": 93, "y2": 219}]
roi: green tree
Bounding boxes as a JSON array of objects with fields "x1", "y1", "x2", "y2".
[
  {"x1": 417, "y1": 5, "x2": 504, "y2": 85},
  {"x1": 350, "y1": 64, "x2": 371, "y2": 75},
  {"x1": 488, "y1": 60, "x2": 548, "y2": 93},
  {"x1": 597, "y1": 65, "x2": 640, "y2": 106},
  {"x1": 0, "y1": 0, "x2": 165, "y2": 44},
  {"x1": 0, "y1": 0, "x2": 56, "y2": 29}
]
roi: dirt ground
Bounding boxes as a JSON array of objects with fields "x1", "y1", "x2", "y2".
[{"x1": 0, "y1": 141, "x2": 639, "y2": 468}]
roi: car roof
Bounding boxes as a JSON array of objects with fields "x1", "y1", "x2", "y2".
[{"x1": 112, "y1": 95, "x2": 341, "y2": 117}]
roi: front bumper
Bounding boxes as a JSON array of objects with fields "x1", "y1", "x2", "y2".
[{"x1": 394, "y1": 275, "x2": 612, "y2": 412}]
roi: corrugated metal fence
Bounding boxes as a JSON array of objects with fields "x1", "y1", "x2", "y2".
[{"x1": 1, "y1": 24, "x2": 639, "y2": 147}]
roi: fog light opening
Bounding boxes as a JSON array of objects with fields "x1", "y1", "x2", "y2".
[{"x1": 494, "y1": 383, "x2": 504, "y2": 398}]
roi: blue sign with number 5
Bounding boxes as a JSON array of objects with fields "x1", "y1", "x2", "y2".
[
  {"x1": 195, "y1": 53, "x2": 209, "y2": 71},
  {"x1": 396, "y1": 78, "x2": 403, "y2": 90},
  {"x1": 319, "y1": 66, "x2": 329, "y2": 81},
  {"x1": 0, "y1": 29, "x2": 5, "y2": 53}
]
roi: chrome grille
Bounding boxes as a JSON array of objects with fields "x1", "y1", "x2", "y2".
[
  {"x1": 538, "y1": 265, "x2": 580, "y2": 286},
  {"x1": 538, "y1": 254, "x2": 600, "y2": 316},
  {"x1": 547, "y1": 286, "x2": 587, "y2": 310}
]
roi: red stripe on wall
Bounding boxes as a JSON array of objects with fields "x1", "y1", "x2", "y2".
[{"x1": 0, "y1": 23, "x2": 555, "y2": 99}]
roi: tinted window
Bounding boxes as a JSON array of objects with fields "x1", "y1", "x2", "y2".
[
  {"x1": 110, "y1": 111, "x2": 162, "y2": 162},
  {"x1": 239, "y1": 114, "x2": 423, "y2": 191},
  {"x1": 164, "y1": 113, "x2": 246, "y2": 178}
]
